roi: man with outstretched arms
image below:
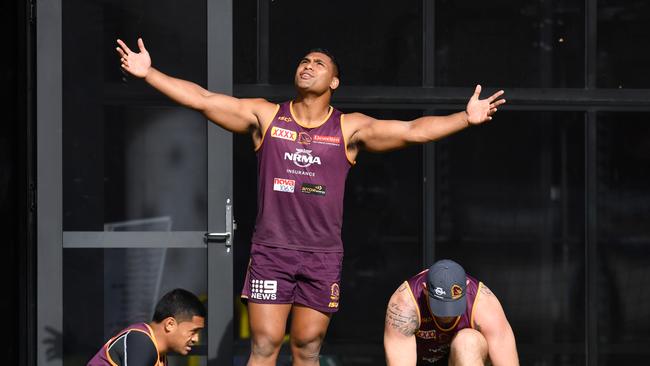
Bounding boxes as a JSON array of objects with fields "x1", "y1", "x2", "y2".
[
  {"x1": 384, "y1": 259, "x2": 519, "y2": 365},
  {"x1": 87, "y1": 288, "x2": 205, "y2": 366},
  {"x1": 116, "y1": 38, "x2": 506, "y2": 366}
]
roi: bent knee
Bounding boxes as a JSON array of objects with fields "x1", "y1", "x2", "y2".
[{"x1": 451, "y1": 328, "x2": 488, "y2": 356}]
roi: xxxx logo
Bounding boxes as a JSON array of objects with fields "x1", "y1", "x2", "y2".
[{"x1": 271, "y1": 127, "x2": 297, "y2": 141}]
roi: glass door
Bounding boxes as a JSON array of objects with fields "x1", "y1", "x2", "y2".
[{"x1": 37, "y1": 0, "x2": 234, "y2": 365}]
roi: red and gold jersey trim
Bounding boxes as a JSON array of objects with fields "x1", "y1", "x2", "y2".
[
  {"x1": 340, "y1": 114, "x2": 356, "y2": 166},
  {"x1": 404, "y1": 281, "x2": 421, "y2": 327}
]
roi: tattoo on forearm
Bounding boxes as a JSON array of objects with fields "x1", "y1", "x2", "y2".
[{"x1": 385, "y1": 302, "x2": 418, "y2": 337}]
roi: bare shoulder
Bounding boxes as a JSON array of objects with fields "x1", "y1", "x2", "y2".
[
  {"x1": 385, "y1": 281, "x2": 420, "y2": 337},
  {"x1": 242, "y1": 97, "x2": 276, "y2": 114},
  {"x1": 343, "y1": 112, "x2": 375, "y2": 129},
  {"x1": 473, "y1": 282, "x2": 508, "y2": 331},
  {"x1": 243, "y1": 98, "x2": 278, "y2": 129}
]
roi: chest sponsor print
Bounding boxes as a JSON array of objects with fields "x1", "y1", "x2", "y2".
[
  {"x1": 284, "y1": 148, "x2": 322, "y2": 168},
  {"x1": 273, "y1": 178, "x2": 296, "y2": 193},
  {"x1": 313, "y1": 134, "x2": 341, "y2": 146},
  {"x1": 271, "y1": 126, "x2": 297, "y2": 141},
  {"x1": 301, "y1": 183, "x2": 326, "y2": 196}
]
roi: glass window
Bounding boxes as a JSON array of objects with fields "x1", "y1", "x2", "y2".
[
  {"x1": 63, "y1": 0, "x2": 208, "y2": 231},
  {"x1": 434, "y1": 112, "x2": 586, "y2": 365},
  {"x1": 597, "y1": 1, "x2": 650, "y2": 88},
  {"x1": 63, "y1": 106, "x2": 207, "y2": 231},
  {"x1": 435, "y1": 0, "x2": 585, "y2": 88},
  {"x1": 234, "y1": 0, "x2": 257, "y2": 84},
  {"x1": 268, "y1": 1, "x2": 422, "y2": 86},
  {"x1": 596, "y1": 113, "x2": 650, "y2": 364},
  {"x1": 62, "y1": 248, "x2": 207, "y2": 365}
]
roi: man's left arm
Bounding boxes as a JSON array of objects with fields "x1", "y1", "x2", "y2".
[
  {"x1": 345, "y1": 85, "x2": 505, "y2": 154},
  {"x1": 473, "y1": 284, "x2": 519, "y2": 366}
]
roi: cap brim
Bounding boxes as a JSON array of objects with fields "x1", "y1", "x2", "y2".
[{"x1": 428, "y1": 293, "x2": 466, "y2": 317}]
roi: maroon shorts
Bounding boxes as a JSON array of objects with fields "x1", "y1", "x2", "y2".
[{"x1": 241, "y1": 244, "x2": 343, "y2": 313}]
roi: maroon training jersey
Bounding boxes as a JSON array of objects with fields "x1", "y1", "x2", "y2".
[
  {"x1": 406, "y1": 270, "x2": 482, "y2": 364},
  {"x1": 251, "y1": 101, "x2": 354, "y2": 252},
  {"x1": 87, "y1": 323, "x2": 166, "y2": 366}
]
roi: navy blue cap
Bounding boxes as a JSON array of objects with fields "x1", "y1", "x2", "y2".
[{"x1": 427, "y1": 259, "x2": 467, "y2": 317}]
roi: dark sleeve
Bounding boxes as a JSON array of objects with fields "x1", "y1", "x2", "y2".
[{"x1": 124, "y1": 331, "x2": 158, "y2": 366}]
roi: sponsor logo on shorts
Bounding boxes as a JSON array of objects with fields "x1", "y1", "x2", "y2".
[
  {"x1": 271, "y1": 127, "x2": 297, "y2": 141},
  {"x1": 284, "y1": 148, "x2": 322, "y2": 168},
  {"x1": 286, "y1": 168, "x2": 315, "y2": 177},
  {"x1": 250, "y1": 279, "x2": 278, "y2": 300},
  {"x1": 278, "y1": 116, "x2": 293, "y2": 123},
  {"x1": 273, "y1": 178, "x2": 295, "y2": 193},
  {"x1": 301, "y1": 183, "x2": 326, "y2": 196},
  {"x1": 298, "y1": 132, "x2": 312, "y2": 145},
  {"x1": 328, "y1": 283, "x2": 340, "y2": 308},
  {"x1": 313, "y1": 135, "x2": 341, "y2": 146}
]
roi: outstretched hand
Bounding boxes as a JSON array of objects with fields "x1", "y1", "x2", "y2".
[
  {"x1": 465, "y1": 85, "x2": 506, "y2": 125},
  {"x1": 116, "y1": 38, "x2": 151, "y2": 79}
]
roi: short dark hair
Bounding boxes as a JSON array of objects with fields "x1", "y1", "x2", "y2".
[
  {"x1": 152, "y1": 288, "x2": 206, "y2": 323},
  {"x1": 305, "y1": 48, "x2": 341, "y2": 80}
]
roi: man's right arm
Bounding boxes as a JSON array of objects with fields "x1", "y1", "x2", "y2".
[
  {"x1": 117, "y1": 38, "x2": 276, "y2": 137},
  {"x1": 384, "y1": 282, "x2": 419, "y2": 366}
]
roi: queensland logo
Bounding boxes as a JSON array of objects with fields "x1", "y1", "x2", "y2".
[
  {"x1": 313, "y1": 135, "x2": 341, "y2": 146},
  {"x1": 278, "y1": 116, "x2": 293, "y2": 123},
  {"x1": 284, "y1": 148, "x2": 322, "y2": 168},
  {"x1": 250, "y1": 279, "x2": 278, "y2": 300},
  {"x1": 273, "y1": 178, "x2": 295, "y2": 193},
  {"x1": 271, "y1": 127, "x2": 297, "y2": 141},
  {"x1": 298, "y1": 132, "x2": 312, "y2": 145},
  {"x1": 301, "y1": 183, "x2": 326, "y2": 196},
  {"x1": 451, "y1": 284, "x2": 463, "y2": 299}
]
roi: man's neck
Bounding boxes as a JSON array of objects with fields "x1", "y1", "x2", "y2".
[
  {"x1": 148, "y1": 321, "x2": 167, "y2": 354},
  {"x1": 293, "y1": 94, "x2": 331, "y2": 127}
]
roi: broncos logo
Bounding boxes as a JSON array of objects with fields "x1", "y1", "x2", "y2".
[{"x1": 451, "y1": 284, "x2": 463, "y2": 299}]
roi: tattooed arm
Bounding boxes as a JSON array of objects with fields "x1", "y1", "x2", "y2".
[
  {"x1": 384, "y1": 282, "x2": 419, "y2": 366},
  {"x1": 473, "y1": 283, "x2": 520, "y2": 366}
]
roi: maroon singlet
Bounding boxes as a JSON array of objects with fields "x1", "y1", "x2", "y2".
[
  {"x1": 87, "y1": 323, "x2": 166, "y2": 366},
  {"x1": 251, "y1": 101, "x2": 354, "y2": 252},
  {"x1": 406, "y1": 270, "x2": 483, "y2": 364}
]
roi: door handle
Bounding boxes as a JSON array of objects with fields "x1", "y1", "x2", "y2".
[
  {"x1": 205, "y1": 232, "x2": 230, "y2": 240},
  {"x1": 205, "y1": 199, "x2": 234, "y2": 252}
]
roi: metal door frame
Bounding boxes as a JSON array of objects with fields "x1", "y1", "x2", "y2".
[{"x1": 36, "y1": 1, "x2": 234, "y2": 364}]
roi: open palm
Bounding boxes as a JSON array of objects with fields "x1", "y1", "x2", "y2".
[
  {"x1": 116, "y1": 38, "x2": 151, "y2": 78},
  {"x1": 466, "y1": 85, "x2": 506, "y2": 125}
]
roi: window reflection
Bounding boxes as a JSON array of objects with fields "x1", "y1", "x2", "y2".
[
  {"x1": 598, "y1": 1, "x2": 650, "y2": 88},
  {"x1": 435, "y1": 0, "x2": 584, "y2": 87},
  {"x1": 597, "y1": 113, "x2": 650, "y2": 364},
  {"x1": 435, "y1": 112, "x2": 586, "y2": 365}
]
